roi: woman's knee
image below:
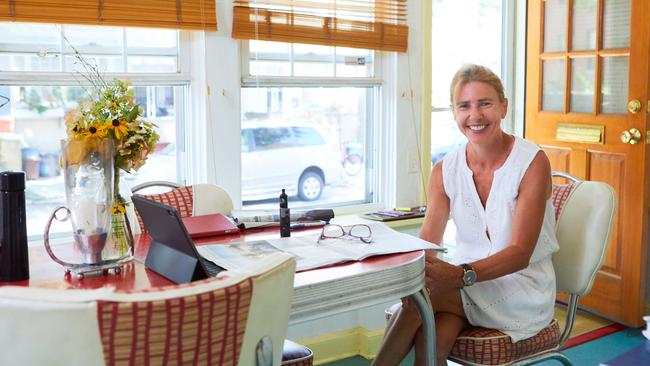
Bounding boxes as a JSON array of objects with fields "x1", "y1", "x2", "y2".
[{"x1": 430, "y1": 289, "x2": 464, "y2": 315}]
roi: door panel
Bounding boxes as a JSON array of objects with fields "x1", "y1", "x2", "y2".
[
  {"x1": 543, "y1": 146, "x2": 570, "y2": 175},
  {"x1": 588, "y1": 151, "x2": 623, "y2": 274},
  {"x1": 526, "y1": 0, "x2": 649, "y2": 326}
]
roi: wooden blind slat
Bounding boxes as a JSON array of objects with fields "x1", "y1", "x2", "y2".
[
  {"x1": 0, "y1": 0, "x2": 217, "y2": 31},
  {"x1": 232, "y1": 0, "x2": 408, "y2": 52}
]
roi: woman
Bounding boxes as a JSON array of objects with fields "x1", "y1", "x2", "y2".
[{"x1": 372, "y1": 64, "x2": 559, "y2": 365}]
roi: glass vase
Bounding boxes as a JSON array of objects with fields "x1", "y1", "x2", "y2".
[
  {"x1": 62, "y1": 138, "x2": 114, "y2": 264},
  {"x1": 111, "y1": 170, "x2": 134, "y2": 258},
  {"x1": 43, "y1": 139, "x2": 132, "y2": 277}
]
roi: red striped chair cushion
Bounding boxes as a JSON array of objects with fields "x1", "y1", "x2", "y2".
[
  {"x1": 449, "y1": 319, "x2": 561, "y2": 365},
  {"x1": 135, "y1": 186, "x2": 194, "y2": 233},
  {"x1": 96, "y1": 277, "x2": 253, "y2": 366},
  {"x1": 552, "y1": 183, "x2": 577, "y2": 222}
]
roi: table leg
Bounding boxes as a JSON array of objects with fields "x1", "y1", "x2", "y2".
[{"x1": 408, "y1": 288, "x2": 436, "y2": 366}]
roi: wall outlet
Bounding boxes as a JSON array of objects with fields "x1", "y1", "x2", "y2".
[{"x1": 408, "y1": 151, "x2": 420, "y2": 174}]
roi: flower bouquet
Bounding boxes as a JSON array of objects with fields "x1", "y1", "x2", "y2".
[
  {"x1": 59, "y1": 45, "x2": 160, "y2": 258},
  {"x1": 63, "y1": 78, "x2": 160, "y2": 256}
]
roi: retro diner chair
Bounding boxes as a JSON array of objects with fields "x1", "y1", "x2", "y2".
[
  {"x1": 130, "y1": 181, "x2": 235, "y2": 234},
  {"x1": 0, "y1": 253, "x2": 303, "y2": 366},
  {"x1": 386, "y1": 172, "x2": 616, "y2": 366},
  {"x1": 130, "y1": 180, "x2": 314, "y2": 366},
  {"x1": 448, "y1": 172, "x2": 616, "y2": 365}
]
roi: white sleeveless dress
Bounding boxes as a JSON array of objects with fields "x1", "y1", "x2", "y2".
[{"x1": 441, "y1": 136, "x2": 559, "y2": 342}]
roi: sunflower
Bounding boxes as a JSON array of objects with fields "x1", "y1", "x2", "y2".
[
  {"x1": 109, "y1": 118, "x2": 129, "y2": 140},
  {"x1": 82, "y1": 124, "x2": 108, "y2": 140},
  {"x1": 111, "y1": 203, "x2": 126, "y2": 215}
]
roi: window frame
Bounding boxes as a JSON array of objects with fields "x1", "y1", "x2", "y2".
[
  {"x1": 238, "y1": 40, "x2": 384, "y2": 208},
  {"x1": 0, "y1": 26, "x2": 200, "y2": 239},
  {"x1": 429, "y1": 0, "x2": 511, "y2": 114}
]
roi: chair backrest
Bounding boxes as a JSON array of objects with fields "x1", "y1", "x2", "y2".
[
  {"x1": 0, "y1": 253, "x2": 295, "y2": 366},
  {"x1": 551, "y1": 174, "x2": 616, "y2": 296},
  {"x1": 131, "y1": 181, "x2": 234, "y2": 233}
]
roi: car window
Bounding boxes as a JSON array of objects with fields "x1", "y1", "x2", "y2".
[
  {"x1": 252, "y1": 127, "x2": 293, "y2": 151},
  {"x1": 241, "y1": 129, "x2": 252, "y2": 152},
  {"x1": 292, "y1": 127, "x2": 326, "y2": 146}
]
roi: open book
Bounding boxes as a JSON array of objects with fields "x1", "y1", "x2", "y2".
[{"x1": 197, "y1": 222, "x2": 443, "y2": 272}]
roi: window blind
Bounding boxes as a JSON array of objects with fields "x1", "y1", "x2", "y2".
[
  {"x1": 0, "y1": 0, "x2": 217, "y2": 31},
  {"x1": 232, "y1": 0, "x2": 408, "y2": 52}
]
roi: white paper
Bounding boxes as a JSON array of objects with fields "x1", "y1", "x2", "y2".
[{"x1": 198, "y1": 222, "x2": 443, "y2": 272}]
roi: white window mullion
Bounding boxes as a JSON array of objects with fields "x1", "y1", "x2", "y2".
[
  {"x1": 122, "y1": 28, "x2": 128, "y2": 72},
  {"x1": 59, "y1": 25, "x2": 66, "y2": 72}
]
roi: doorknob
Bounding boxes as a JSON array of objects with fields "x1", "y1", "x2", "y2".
[
  {"x1": 620, "y1": 128, "x2": 642, "y2": 144},
  {"x1": 628, "y1": 99, "x2": 642, "y2": 114}
]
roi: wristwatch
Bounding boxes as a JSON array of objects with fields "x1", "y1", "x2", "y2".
[{"x1": 461, "y1": 263, "x2": 477, "y2": 287}]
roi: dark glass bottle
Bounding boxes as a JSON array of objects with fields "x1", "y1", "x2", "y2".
[
  {"x1": 279, "y1": 189, "x2": 290, "y2": 237},
  {"x1": 0, "y1": 171, "x2": 29, "y2": 282}
]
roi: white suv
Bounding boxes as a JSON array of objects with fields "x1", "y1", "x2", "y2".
[{"x1": 241, "y1": 123, "x2": 343, "y2": 201}]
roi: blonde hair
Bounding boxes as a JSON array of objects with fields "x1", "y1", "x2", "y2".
[{"x1": 449, "y1": 64, "x2": 506, "y2": 105}]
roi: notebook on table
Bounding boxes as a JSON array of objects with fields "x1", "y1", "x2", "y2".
[
  {"x1": 132, "y1": 195, "x2": 227, "y2": 284},
  {"x1": 182, "y1": 214, "x2": 239, "y2": 238}
]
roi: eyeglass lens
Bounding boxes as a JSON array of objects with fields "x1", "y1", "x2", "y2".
[
  {"x1": 348, "y1": 225, "x2": 371, "y2": 239},
  {"x1": 322, "y1": 225, "x2": 345, "y2": 238},
  {"x1": 322, "y1": 224, "x2": 371, "y2": 242}
]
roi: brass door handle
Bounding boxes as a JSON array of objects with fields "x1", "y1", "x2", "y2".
[
  {"x1": 628, "y1": 99, "x2": 642, "y2": 114},
  {"x1": 620, "y1": 128, "x2": 642, "y2": 144}
]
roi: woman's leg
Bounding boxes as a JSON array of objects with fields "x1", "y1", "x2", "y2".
[
  {"x1": 413, "y1": 289, "x2": 467, "y2": 366},
  {"x1": 413, "y1": 312, "x2": 466, "y2": 365},
  {"x1": 371, "y1": 299, "x2": 423, "y2": 366},
  {"x1": 372, "y1": 288, "x2": 466, "y2": 366}
]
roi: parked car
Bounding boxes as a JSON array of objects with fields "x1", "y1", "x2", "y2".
[{"x1": 241, "y1": 123, "x2": 343, "y2": 201}]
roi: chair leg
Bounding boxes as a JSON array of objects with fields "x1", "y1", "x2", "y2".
[{"x1": 547, "y1": 353, "x2": 572, "y2": 366}]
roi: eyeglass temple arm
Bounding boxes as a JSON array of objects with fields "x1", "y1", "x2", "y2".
[{"x1": 0, "y1": 94, "x2": 8, "y2": 109}]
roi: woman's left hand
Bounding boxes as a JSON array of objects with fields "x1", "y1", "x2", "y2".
[{"x1": 424, "y1": 253, "x2": 463, "y2": 295}]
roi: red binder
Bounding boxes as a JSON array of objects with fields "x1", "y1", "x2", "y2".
[{"x1": 181, "y1": 214, "x2": 240, "y2": 238}]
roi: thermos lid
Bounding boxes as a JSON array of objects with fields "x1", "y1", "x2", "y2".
[{"x1": 0, "y1": 171, "x2": 26, "y2": 191}]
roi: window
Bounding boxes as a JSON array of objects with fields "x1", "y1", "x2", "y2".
[
  {"x1": 430, "y1": 0, "x2": 505, "y2": 164},
  {"x1": 251, "y1": 127, "x2": 294, "y2": 150},
  {"x1": 293, "y1": 127, "x2": 326, "y2": 146},
  {"x1": 0, "y1": 23, "x2": 189, "y2": 238},
  {"x1": 241, "y1": 41, "x2": 378, "y2": 208}
]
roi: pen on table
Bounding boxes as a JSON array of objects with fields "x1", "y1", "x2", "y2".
[
  {"x1": 290, "y1": 222, "x2": 325, "y2": 230},
  {"x1": 394, "y1": 207, "x2": 412, "y2": 212}
]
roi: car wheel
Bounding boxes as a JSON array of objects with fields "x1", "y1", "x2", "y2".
[{"x1": 298, "y1": 171, "x2": 324, "y2": 201}]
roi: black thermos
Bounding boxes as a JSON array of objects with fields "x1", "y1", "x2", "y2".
[
  {"x1": 279, "y1": 189, "x2": 290, "y2": 237},
  {"x1": 0, "y1": 171, "x2": 29, "y2": 282}
]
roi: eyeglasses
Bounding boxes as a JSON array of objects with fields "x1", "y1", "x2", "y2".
[{"x1": 318, "y1": 224, "x2": 372, "y2": 244}]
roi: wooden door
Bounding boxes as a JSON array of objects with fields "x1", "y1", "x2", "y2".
[{"x1": 525, "y1": 0, "x2": 649, "y2": 326}]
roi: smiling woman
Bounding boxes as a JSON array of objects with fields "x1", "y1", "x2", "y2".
[
  {"x1": 373, "y1": 65, "x2": 559, "y2": 366},
  {"x1": 450, "y1": 67, "x2": 508, "y2": 148}
]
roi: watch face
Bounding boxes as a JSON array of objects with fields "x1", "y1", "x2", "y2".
[{"x1": 463, "y1": 270, "x2": 477, "y2": 286}]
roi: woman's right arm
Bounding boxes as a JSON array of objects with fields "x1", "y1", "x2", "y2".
[{"x1": 419, "y1": 161, "x2": 450, "y2": 244}]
